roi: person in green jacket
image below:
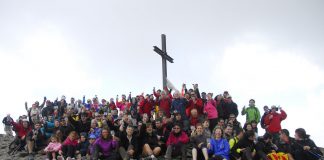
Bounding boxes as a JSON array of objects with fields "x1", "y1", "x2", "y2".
[{"x1": 241, "y1": 99, "x2": 261, "y2": 124}]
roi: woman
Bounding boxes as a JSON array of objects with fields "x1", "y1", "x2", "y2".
[
  {"x1": 191, "y1": 124, "x2": 209, "y2": 160},
  {"x1": 139, "y1": 123, "x2": 161, "y2": 159},
  {"x1": 92, "y1": 128, "x2": 118, "y2": 159},
  {"x1": 292, "y1": 128, "x2": 323, "y2": 160},
  {"x1": 165, "y1": 123, "x2": 189, "y2": 160},
  {"x1": 204, "y1": 93, "x2": 218, "y2": 132},
  {"x1": 207, "y1": 128, "x2": 230, "y2": 160}
]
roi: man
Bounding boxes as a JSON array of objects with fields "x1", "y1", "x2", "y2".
[
  {"x1": 277, "y1": 129, "x2": 295, "y2": 160},
  {"x1": 264, "y1": 105, "x2": 287, "y2": 145},
  {"x1": 229, "y1": 128, "x2": 244, "y2": 159},
  {"x1": 255, "y1": 133, "x2": 276, "y2": 160},
  {"x1": 260, "y1": 106, "x2": 270, "y2": 130},
  {"x1": 241, "y1": 99, "x2": 261, "y2": 124},
  {"x1": 226, "y1": 113, "x2": 242, "y2": 136},
  {"x1": 68, "y1": 112, "x2": 91, "y2": 133},
  {"x1": 26, "y1": 122, "x2": 45, "y2": 159},
  {"x1": 223, "y1": 95, "x2": 238, "y2": 120},
  {"x1": 118, "y1": 125, "x2": 138, "y2": 160},
  {"x1": 224, "y1": 125, "x2": 234, "y2": 142},
  {"x1": 2, "y1": 114, "x2": 13, "y2": 139},
  {"x1": 171, "y1": 91, "x2": 189, "y2": 131}
]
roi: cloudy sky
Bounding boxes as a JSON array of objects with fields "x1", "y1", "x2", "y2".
[{"x1": 1, "y1": 0, "x2": 323, "y2": 146}]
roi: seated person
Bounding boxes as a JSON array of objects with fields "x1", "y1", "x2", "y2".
[
  {"x1": 59, "y1": 131, "x2": 79, "y2": 159},
  {"x1": 78, "y1": 132, "x2": 89, "y2": 158},
  {"x1": 139, "y1": 123, "x2": 161, "y2": 159},
  {"x1": 44, "y1": 135, "x2": 62, "y2": 160},
  {"x1": 92, "y1": 128, "x2": 118, "y2": 159},
  {"x1": 229, "y1": 128, "x2": 244, "y2": 160},
  {"x1": 207, "y1": 127, "x2": 230, "y2": 160},
  {"x1": 165, "y1": 123, "x2": 189, "y2": 160},
  {"x1": 231, "y1": 130, "x2": 256, "y2": 160},
  {"x1": 255, "y1": 133, "x2": 277, "y2": 160},
  {"x1": 292, "y1": 128, "x2": 323, "y2": 160},
  {"x1": 277, "y1": 129, "x2": 295, "y2": 160},
  {"x1": 26, "y1": 122, "x2": 45, "y2": 158},
  {"x1": 191, "y1": 123, "x2": 209, "y2": 160},
  {"x1": 118, "y1": 125, "x2": 138, "y2": 160}
]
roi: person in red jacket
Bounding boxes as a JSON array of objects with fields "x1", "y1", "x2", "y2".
[
  {"x1": 186, "y1": 92, "x2": 204, "y2": 117},
  {"x1": 157, "y1": 91, "x2": 172, "y2": 118},
  {"x1": 10, "y1": 118, "x2": 32, "y2": 152},
  {"x1": 165, "y1": 123, "x2": 189, "y2": 160},
  {"x1": 264, "y1": 105, "x2": 287, "y2": 145},
  {"x1": 138, "y1": 95, "x2": 154, "y2": 117}
]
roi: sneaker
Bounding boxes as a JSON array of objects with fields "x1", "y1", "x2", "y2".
[{"x1": 57, "y1": 156, "x2": 65, "y2": 160}]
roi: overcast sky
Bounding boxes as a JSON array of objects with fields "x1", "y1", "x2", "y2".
[{"x1": 0, "y1": 0, "x2": 324, "y2": 146}]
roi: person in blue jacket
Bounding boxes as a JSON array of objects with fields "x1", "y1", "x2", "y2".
[{"x1": 207, "y1": 127, "x2": 230, "y2": 160}]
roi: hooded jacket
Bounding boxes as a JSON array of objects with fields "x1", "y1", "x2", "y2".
[{"x1": 208, "y1": 138, "x2": 230, "y2": 160}]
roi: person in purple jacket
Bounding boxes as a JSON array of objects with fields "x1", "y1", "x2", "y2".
[{"x1": 92, "y1": 128, "x2": 118, "y2": 159}]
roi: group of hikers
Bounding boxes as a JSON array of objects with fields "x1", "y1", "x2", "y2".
[{"x1": 2, "y1": 84, "x2": 323, "y2": 160}]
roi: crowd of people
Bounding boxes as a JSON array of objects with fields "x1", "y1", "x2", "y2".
[{"x1": 2, "y1": 84, "x2": 323, "y2": 160}]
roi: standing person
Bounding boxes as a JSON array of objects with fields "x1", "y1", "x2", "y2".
[
  {"x1": 165, "y1": 123, "x2": 189, "y2": 160},
  {"x1": 292, "y1": 128, "x2": 323, "y2": 160},
  {"x1": 241, "y1": 99, "x2": 261, "y2": 124},
  {"x1": 207, "y1": 128, "x2": 230, "y2": 160},
  {"x1": 2, "y1": 114, "x2": 14, "y2": 139},
  {"x1": 171, "y1": 91, "x2": 189, "y2": 131},
  {"x1": 215, "y1": 95, "x2": 226, "y2": 120},
  {"x1": 204, "y1": 93, "x2": 218, "y2": 132},
  {"x1": 157, "y1": 91, "x2": 172, "y2": 118},
  {"x1": 260, "y1": 106, "x2": 270, "y2": 130},
  {"x1": 264, "y1": 105, "x2": 287, "y2": 144},
  {"x1": 223, "y1": 95, "x2": 238, "y2": 120}
]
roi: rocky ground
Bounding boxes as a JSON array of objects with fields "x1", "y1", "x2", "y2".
[
  {"x1": 0, "y1": 134, "x2": 323, "y2": 160},
  {"x1": 0, "y1": 134, "x2": 47, "y2": 160}
]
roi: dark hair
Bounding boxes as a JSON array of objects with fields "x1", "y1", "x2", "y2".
[
  {"x1": 249, "y1": 99, "x2": 255, "y2": 103},
  {"x1": 244, "y1": 130, "x2": 255, "y2": 139},
  {"x1": 295, "y1": 128, "x2": 310, "y2": 139},
  {"x1": 281, "y1": 129, "x2": 290, "y2": 137},
  {"x1": 101, "y1": 128, "x2": 112, "y2": 140},
  {"x1": 263, "y1": 132, "x2": 273, "y2": 140}
]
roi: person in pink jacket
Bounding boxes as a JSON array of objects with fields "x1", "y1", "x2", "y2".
[
  {"x1": 204, "y1": 93, "x2": 218, "y2": 132},
  {"x1": 44, "y1": 135, "x2": 62, "y2": 160},
  {"x1": 165, "y1": 123, "x2": 189, "y2": 160}
]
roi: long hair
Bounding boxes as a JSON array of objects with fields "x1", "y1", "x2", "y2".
[{"x1": 101, "y1": 127, "x2": 112, "y2": 140}]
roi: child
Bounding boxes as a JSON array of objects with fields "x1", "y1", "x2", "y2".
[
  {"x1": 44, "y1": 135, "x2": 62, "y2": 160},
  {"x1": 87, "y1": 134, "x2": 97, "y2": 159},
  {"x1": 59, "y1": 131, "x2": 79, "y2": 159},
  {"x1": 78, "y1": 132, "x2": 89, "y2": 158}
]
